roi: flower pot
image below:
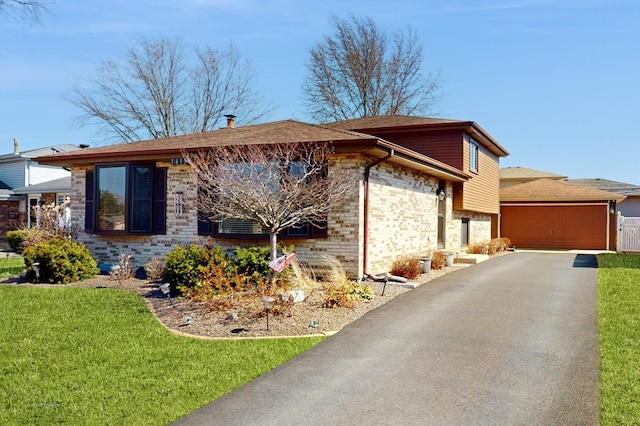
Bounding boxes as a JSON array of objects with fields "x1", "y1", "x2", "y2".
[
  {"x1": 445, "y1": 253, "x2": 455, "y2": 267},
  {"x1": 421, "y1": 257, "x2": 432, "y2": 273}
]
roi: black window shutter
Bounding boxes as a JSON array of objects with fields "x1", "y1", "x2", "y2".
[
  {"x1": 85, "y1": 170, "x2": 94, "y2": 232},
  {"x1": 197, "y1": 214, "x2": 213, "y2": 235},
  {"x1": 154, "y1": 167, "x2": 167, "y2": 234},
  {"x1": 196, "y1": 185, "x2": 213, "y2": 235},
  {"x1": 311, "y1": 220, "x2": 328, "y2": 238}
]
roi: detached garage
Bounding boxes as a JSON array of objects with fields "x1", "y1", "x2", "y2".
[{"x1": 500, "y1": 178, "x2": 625, "y2": 250}]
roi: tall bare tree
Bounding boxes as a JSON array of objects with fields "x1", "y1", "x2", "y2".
[
  {"x1": 302, "y1": 15, "x2": 442, "y2": 122},
  {"x1": 184, "y1": 142, "x2": 353, "y2": 262},
  {"x1": 0, "y1": 0, "x2": 47, "y2": 23},
  {"x1": 69, "y1": 38, "x2": 271, "y2": 143}
]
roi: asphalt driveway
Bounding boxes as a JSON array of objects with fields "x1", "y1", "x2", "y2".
[{"x1": 174, "y1": 252, "x2": 599, "y2": 425}]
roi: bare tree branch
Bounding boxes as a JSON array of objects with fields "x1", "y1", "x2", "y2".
[
  {"x1": 183, "y1": 142, "x2": 354, "y2": 260},
  {"x1": 68, "y1": 38, "x2": 273, "y2": 143},
  {"x1": 0, "y1": 0, "x2": 47, "y2": 24},
  {"x1": 302, "y1": 15, "x2": 443, "y2": 122}
]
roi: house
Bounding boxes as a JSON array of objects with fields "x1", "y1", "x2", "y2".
[
  {"x1": 499, "y1": 166, "x2": 567, "y2": 188},
  {"x1": 500, "y1": 178, "x2": 624, "y2": 250},
  {"x1": 0, "y1": 141, "x2": 82, "y2": 239},
  {"x1": 35, "y1": 117, "x2": 508, "y2": 278},
  {"x1": 563, "y1": 178, "x2": 640, "y2": 217}
]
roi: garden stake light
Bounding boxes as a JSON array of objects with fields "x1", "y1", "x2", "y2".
[
  {"x1": 159, "y1": 283, "x2": 175, "y2": 307},
  {"x1": 262, "y1": 296, "x2": 274, "y2": 331},
  {"x1": 31, "y1": 262, "x2": 40, "y2": 283}
]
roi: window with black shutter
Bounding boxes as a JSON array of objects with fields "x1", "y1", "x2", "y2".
[{"x1": 87, "y1": 164, "x2": 167, "y2": 235}]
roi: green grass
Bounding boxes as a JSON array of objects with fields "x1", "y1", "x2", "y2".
[
  {"x1": 0, "y1": 256, "x2": 25, "y2": 278},
  {"x1": 0, "y1": 286, "x2": 326, "y2": 425},
  {"x1": 598, "y1": 253, "x2": 640, "y2": 425}
]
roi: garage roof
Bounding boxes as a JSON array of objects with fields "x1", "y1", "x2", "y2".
[{"x1": 500, "y1": 178, "x2": 625, "y2": 202}]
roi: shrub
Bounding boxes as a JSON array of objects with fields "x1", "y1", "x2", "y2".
[
  {"x1": 234, "y1": 245, "x2": 293, "y2": 287},
  {"x1": 165, "y1": 244, "x2": 232, "y2": 295},
  {"x1": 323, "y1": 282, "x2": 374, "y2": 308},
  {"x1": 467, "y1": 242, "x2": 488, "y2": 255},
  {"x1": 431, "y1": 251, "x2": 447, "y2": 270},
  {"x1": 390, "y1": 255, "x2": 422, "y2": 279},
  {"x1": 6, "y1": 230, "x2": 27, "y2": 251},
  {"x1": 144, "y1": 257, "x2": 166, "y2": 282},
  {"x1": 22, "y1": 238, "x2": 99, "y2": 284},
  {"x1": 321, "y1": 255, "x2": 374, "y2": 308}
]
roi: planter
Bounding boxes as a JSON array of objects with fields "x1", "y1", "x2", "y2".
[
  {"x1": 445, "y1": 253, "x2": 455, "y2": 267},
  {"x1": 420, "y1": 257, "x2": 432, "y2": 273}
]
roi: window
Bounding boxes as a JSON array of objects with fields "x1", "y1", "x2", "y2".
[
  {"x1": 468, "y1": 136, "x2": 479, "y2": 173},
  {"x1": 85, "y1": 164, "x2": 166, "y2": 234},
  {"x1": 461, "y1": 218, "x2": 470, "y2": 246},
  {"x1": 437, "y1": 182, "x2": 445, "y2": 249},
  {"x1": 197, "y1": 159, "x2": 327, "y2": 239}
]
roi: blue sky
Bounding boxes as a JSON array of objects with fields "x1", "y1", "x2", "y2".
[{"x1": 1, "y1": 0, "x2": 639, "y2": 184}]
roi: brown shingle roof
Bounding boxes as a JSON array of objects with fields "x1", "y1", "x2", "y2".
[
  {"x1": 500, "y1": 178, "x2": 625, "y2": 202},
  {"x1": 35, "y1": 120, "x2": 380, "y2": 165},
  {"x1": 563, "y1": 178, "x2": 640, "y2": 197},
  {"x1": 324, "y1": 115, "x2": 509, "y2": 157},
  {"x1": 35, "y1": 119, "x2": 471, "y2": 182},
  {"x1": 500, "y1": 167, "x2": 567, "y2": 180},
  {"x1": 324, "y1": 115, "x2": 466, "y2": 129}
]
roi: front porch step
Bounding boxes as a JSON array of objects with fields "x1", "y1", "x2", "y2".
[{"x1": 455, "y1": 254, "x2": 490, "y2": 265}]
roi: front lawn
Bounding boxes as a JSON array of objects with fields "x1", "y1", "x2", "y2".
[
  {"x1": 0, "y1": 286, "x2": 325, "y2": 425},
  {"x1": 598, "y1": 253, "x2": 640, "y2": 425},
  {"x1": 0, "y1": 256, "x2": 24, "y2": 278}
]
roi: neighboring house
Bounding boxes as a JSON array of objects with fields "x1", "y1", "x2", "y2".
[
  {"x1": 0, "y1": 141, "x2": 82, "y2": 238},
  {"x1": 499, "y1": 166, "x2": 567, "y2": 188},
  {"x1": 36, "y1": 117, "x2": 508, "y2": 278},
  {"x1": 563, "y1": 178, "x2": 640, "y2": 217},
  {"x1": 500, "y1": 178, "x2": 624, "y2": 250}
]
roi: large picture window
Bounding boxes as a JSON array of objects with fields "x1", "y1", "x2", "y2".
[
  {"x1": 197, "y1": 159, "x2": 327, "y2": 239},
  {"x1": 86, "y1": 164, "x2": 166, "y2": 234}
]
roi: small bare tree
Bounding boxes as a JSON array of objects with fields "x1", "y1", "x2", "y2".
[
  {"x1": 0, "y1": 0, "x2": 47, "y2": 24},
  {"x1": 69, "y1": 38, "x2": 271, "y2": 143},
  {"x1": 302, "y1": 15, "x2": 442, "y2": 122},
  {"x1": 184, "y1": 142, "x2": 353, "y2": 262}
]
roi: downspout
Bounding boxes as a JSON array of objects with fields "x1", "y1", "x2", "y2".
[
  {"x1": 363, "y1": 150, "x2": 394, "y2": 277},
  {"x1": 606, "y1": 200, "x2": 612, "y2": 251}
]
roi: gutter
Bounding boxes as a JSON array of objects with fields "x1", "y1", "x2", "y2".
[{"x1": 363, "y1": 149, "x2": 394, "y2": 277}]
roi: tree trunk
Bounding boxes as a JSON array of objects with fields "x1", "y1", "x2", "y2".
[{"x1": 269, "y1": 232, "x2": 278, "y2": 288}]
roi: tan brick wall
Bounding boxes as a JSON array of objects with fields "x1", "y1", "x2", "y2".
[
  {"x1": 364, "y1": 161, "x2": 441, "y2": 275},
  {"x1": 451, "y1": 210, "x2": 492, "y2": 249}
]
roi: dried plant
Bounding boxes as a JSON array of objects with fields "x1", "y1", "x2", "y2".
[
  {"x1": 144, "y1": 257, "x2": 166, "y2": 282},
  {"x1": 390, "y1": 255, "x2": 422, "y2": 279},
  {"x1": 110, "y1": 253, "x2": 134, "y2": 282}
]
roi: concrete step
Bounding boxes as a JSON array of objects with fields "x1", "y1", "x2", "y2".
[{"x1": 455, "y1": 254, "x2": 490, "y2": 265}]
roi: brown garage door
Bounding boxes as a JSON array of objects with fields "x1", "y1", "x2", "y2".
[{"x1": 501, "y1": 204, "x2": 608, "y2": 250}]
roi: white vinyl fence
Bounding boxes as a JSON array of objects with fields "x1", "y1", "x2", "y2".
[{"x1": 617, "y1": 214, "x2": 640, "y2": 252}]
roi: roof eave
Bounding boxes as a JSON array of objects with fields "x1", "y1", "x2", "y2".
[
  {"x1": 334, "y1": 139, "x2": 469, "y2": 182},
  {"x1": 348, "y1": 121, "x2": 509, "y2": 157}
]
